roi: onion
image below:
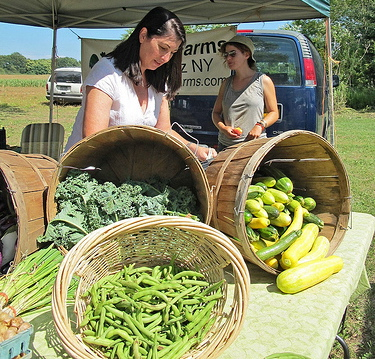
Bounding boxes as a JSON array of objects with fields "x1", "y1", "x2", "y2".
[
  {"x1": 10, "y1": 316, "x2": 24, "y2": 328},
  {"x1": 3, "y1": 326, "x2": 17, "y2": 340},
  {"x1": 17, "y1": 321, "x2": 31, "y2": 333}
]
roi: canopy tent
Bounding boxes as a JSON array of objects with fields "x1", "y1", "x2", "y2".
[
  {"x1": 0, "y1": 0, "x2": 334, "y2": 147},
  {"x1": 0, "y1": 1, "x2": 329, "y2": 28}
]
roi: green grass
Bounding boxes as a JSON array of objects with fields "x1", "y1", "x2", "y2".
[
  {"x1": 0, "y1": 80, "x2": 374, "y2": 359},
  {"x1": 329, "y1": 108, "x2": 375, "y2": 359}
]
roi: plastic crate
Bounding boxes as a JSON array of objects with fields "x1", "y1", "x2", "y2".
[{"x1": 0, "y1": 325, "x2": 33, "y2": 359}]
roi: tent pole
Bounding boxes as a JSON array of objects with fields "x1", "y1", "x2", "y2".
[{"x1": 326, "y1": 17, "x2": 335, "y2": 146}]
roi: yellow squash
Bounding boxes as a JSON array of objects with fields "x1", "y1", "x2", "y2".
[
  {"x1": 276, "y1": 255, "x2": 344, "y2": 294},
  {"x1": 281, "y1": 223, "x2": 319, "y2": 268},
  {"x1": 297, "y1": 235, "x2": 330, "y2": 265}
]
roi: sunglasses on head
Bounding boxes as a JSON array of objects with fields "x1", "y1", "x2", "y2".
[{"x1": 223, "y1": 50, "x2": 237, "y2": 59}]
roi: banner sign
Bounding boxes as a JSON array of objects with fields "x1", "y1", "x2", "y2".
[{"x1": 81, "y1": 26, "x2": 235, "y2": 95}]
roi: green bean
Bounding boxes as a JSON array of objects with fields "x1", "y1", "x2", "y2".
[
  {"x1": 82, "y1": 329, "x2": 96, "y2": 336},
  {"x1": 82, "y1": 336, "x2": 117, "y2": 347},
  {"x1": 98, "y1": 306, "x2": 107, "y2": 337},
  {"x1": 200, "y1": 279, "x2": 225, "y2": 297},
  {"x1": 116, "y1": 342, "x2": 127, "y2": 359},
  {"x1": 160, "y1": 335, "x2": 188, "y2": 359},
  {"x1": 105, "y1": 328, "x2": 133, "y2": 343},
  {"x1": 123, "y1": 312, "x2": 155, "y2": 341},
  {"x1": 172, "y1": 270, "x2": 204, "y2": 280},
  {"x1": 133, "y1": 339, "x2": 142, "y2": 359},
  {"x1": 141, "y1": 312, "x2": 161, "y2": 324},
  {"x1": 182, "y1": 279, "x2": 210, "y2": 287},
  {"x1": 186, "y1": 299, "x2": 216, "y2": 331},
  {"x1": 104, "y1": 316, "x2": 132, "y2": 334},
  {"x1": 145, "y1": 315, "x2": 162, "y2": 331},
  {"x1": 133, "y1": 289, "x2": 169, "y2": 303},
  {"x1": 169, "y1": 286, "x2": 199, "y2": 305},
  {"x1": 117, "y1": 279, "x2": 142, "y2": 291},
  {"x1": 139, "y1": 301, "x2": 167, "y2": 312}
]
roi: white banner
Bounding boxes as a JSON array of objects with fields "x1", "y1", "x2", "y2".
[{"x1": 81, "y1": 26, "x2": 235, "y2": 95}]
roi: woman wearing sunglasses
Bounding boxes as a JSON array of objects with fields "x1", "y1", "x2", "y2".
[{"x1": 212, "y1": 35, "x2": 278, "y2": 151}]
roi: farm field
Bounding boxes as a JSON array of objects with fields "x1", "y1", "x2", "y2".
[{"x1": 0, "y1": 75, "x2": 374, "y2": 359}]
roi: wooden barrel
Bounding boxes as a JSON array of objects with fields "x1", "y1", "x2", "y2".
[
  {"x1": 46, "y1": 125, "x2": 212, "y2": 224},
  {"x1": 0, "y1": 150, "x2": 58, "y2": 265},
  {"x1": 206, "y1": 130, "x2": 351, "y2": 274}
]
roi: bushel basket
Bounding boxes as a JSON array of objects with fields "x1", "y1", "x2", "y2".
[
  {"x1": 52, "y1": 215, "x2": 250, "y2": 359},
  {"x1": 46, "y1": 125, "x2": 212, "y2": 225},
  {"x1": 206, "y1": 130, "x2": 351, "y2": 275}
]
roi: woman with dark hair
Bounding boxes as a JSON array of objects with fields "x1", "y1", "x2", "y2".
[
  {"x1": 65, "y1": 7, "x2": 216, "y2": 161},
  {"x1": 212, "y1": 35, "x2": 278, "y2": 151}
]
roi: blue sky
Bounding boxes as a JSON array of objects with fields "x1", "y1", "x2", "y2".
[{"x1": 0, "y1": 21, "x2": 289, "y2": 61}]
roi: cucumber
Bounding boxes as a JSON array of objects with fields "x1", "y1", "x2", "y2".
[{"x1": 255, "y1": 230, "x2": 302, "y2": 261}]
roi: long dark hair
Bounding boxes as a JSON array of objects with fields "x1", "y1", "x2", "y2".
[{"x1": 107, "y1": 7, "x2": 186, "y2": 99}]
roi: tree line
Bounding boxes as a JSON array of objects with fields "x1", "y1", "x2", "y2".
[
  {"x1": 0, "y1": 53, "x2": 80, "y2": 75},
  {"x1": 0, "y1": 0, "x2": 373, "y2": 109}
]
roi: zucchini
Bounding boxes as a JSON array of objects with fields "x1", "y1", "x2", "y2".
[
  {"x1": 272, "y1": 202, "x2": 285, "y2": 212},
  {"x1": 245, "y1": 199, "x2": 262, "y2": 213},
  {"x1": 264, "y1": 257, "x2": 279, "y2": 269},
  {"x1": 280, "y1": 223, "x2": 319, "y2": 268},
  {"x1": 244, "y1": 209, "x2": 252, "y2": 224},
  {"x1": 253, "y1": 176, "x2": 276, "y2": 188},
  {"x1": 303, "y1": 211, "x2": 324, "y2": 229},
  {"x1": 260, "y1": 166, "x2": 294, "y2": 194},
  {"x1": 246, "y1": 225, "x2": 260, "y2": 242},
  {"x1": 276, "y1": 255, "x2": 344, "y2": 294},
  {"x1": 266, "y1": 188, "x2": 290, "y2": 204},
  {"x1": 250, "y1": 239, "x2": 267, "y2": 251},
  {"x1": 270, "y1": 212, "x2": 292, "y2": 227},
  {"x1": 298, "y1": 235, "x2": 330, "y2": 264},
  {"x1": 263, "y1": 205, "x2": 280, "y2": 219},
  {"x1": 248, "y1": 217, "x2": 270, "y2": 229},
  {"x1": 252, "y1": 207, "x2": 269, "y2": 219},
  {"x1": 255, "y1": 230, "x2": 302, "y2": 261},
  {"x1": 261, "y1": 190, "x2": 276, "y2": 205},
  {"x1": 257, "y1": 225, "x2": 279, "y2": 241},
  {"x1": 247, "y1": 185, "x2": 265, "y2": 199},
  {"x1": 254, "y1": 181, "x2": 268, "y2": 191}
]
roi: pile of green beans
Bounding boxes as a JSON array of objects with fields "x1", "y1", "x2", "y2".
[{"x1": 79, "y1": 263, "x2": 224, "y2": 359}]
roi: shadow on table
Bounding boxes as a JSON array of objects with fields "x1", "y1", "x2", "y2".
[{"x1": 27, "y1": 307, "x2": 73, "y2": 358}]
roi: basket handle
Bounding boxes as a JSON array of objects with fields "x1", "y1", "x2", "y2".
[{"x1": 170, "y1": 122, "x2": 200, "y2": 156}]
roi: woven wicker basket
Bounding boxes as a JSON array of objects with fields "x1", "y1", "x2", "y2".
[{"x1": 52, "y1": 216, "x2": 250, "y2": 359}]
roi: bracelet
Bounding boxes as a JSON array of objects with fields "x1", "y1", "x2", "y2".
[
  {"x1": 255, "y1": 122, "x2": 265, "y2": 131},
  {"x1": 259, "y1": 118, "x2": 267, "y2": 128}
]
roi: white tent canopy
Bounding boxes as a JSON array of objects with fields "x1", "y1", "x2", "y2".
[{"x1": 0, "y1": 1, "x2": 329, "y2": 28}]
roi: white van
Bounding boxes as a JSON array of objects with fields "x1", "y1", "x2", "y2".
[{"x1": 46, "y1": 67, "x2": 82, "y2": 104}]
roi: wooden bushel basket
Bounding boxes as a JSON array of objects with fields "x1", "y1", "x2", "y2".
[
  {"x1": 0, "y1": 150, "x2": 57, "y2": 264},
  {"x1": 52, "y1": 216, "x2": 250, "y2": 359},
  {"x1": 206, "y1": 130, "x2": 351, "y2": 274},
  {"x1": 46, "y1": 125, "x2": 212, "y2": 224}
]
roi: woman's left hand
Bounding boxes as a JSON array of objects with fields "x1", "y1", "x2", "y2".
[{"x1": 246, "y1": 124, "x2": 263, "y2": 140}]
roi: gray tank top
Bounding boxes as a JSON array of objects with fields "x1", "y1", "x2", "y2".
[{"x1": 219, "y1": 72, "x2": 266, "y2": 147}]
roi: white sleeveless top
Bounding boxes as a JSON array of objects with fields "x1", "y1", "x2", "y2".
[{"x1": 65, "y1": 57, "x2": 164, "y2": 151}]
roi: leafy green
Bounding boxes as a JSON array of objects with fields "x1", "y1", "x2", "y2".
[{"x1": 38, "y1": 169, "x2": 201, "y2": 249}]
